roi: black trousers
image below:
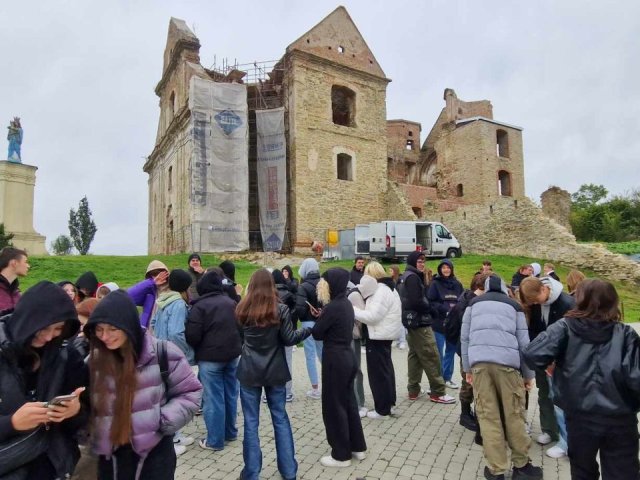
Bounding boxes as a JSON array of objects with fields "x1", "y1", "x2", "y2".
[
  {"x1": 566, "y1": 414, "x2": 640, "y2": 480},
  {"x1": 366, "y1": 339, "x2": 396, "y2": 415},
  {"x1": 321, "y1": 346, "x2": 367, "y2": 461},
  {"x1": 98, "y1": 435, "x2": 176, "y2": 480}
]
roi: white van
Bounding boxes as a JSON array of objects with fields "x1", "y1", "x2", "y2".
[{"x1": 368, "y1": 221, "x2": 461, "y2": 260}]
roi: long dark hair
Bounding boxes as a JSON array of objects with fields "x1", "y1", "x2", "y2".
[
  {"x1": 565, "y1": 279, "x2": 621, "y2": 322},
  {"x1": 236, "y1": 269, "x2": 279, "y2": 327},
  {"x1": 89, "y1": 334, "x2": 138, "y2": 446}
]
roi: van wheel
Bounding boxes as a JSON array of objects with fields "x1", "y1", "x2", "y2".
[{"x1": 446, "y1": 248, "x2": 459, "y2": 258}]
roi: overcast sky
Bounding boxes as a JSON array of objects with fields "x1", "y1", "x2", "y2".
[{"x1": 1, "y1": 1, "x2": 638, "y2": 255}]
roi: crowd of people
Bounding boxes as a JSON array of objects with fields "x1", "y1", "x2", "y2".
[{"x1": 0, "y1": 245, "x2": 639, "y2": 480}]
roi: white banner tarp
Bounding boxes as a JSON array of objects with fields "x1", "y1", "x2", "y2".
[
  {"x1": 255, "y1": 108, "x2": 287, "y2": 251},
  {"x1": 189, "y1": 77, "x2": 249, "y2": 251}
]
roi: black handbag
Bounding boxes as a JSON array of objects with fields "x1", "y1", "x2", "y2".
[
  {"x1": 402, "y1": 310, "x2": 432, "y2": 329},
  {"x1": 0, "y1": 425, "x2": 49, "y2": 478}
]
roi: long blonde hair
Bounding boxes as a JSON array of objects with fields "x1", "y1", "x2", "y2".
[{"x1": 364, "y1": 261, "x2": 386, "y2": 280}]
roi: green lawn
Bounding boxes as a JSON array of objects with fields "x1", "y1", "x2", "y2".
[{"x1": 18, "y1": 253, "x2": 640, "y2": 322}]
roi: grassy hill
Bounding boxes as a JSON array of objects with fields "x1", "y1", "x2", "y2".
[{"x1": 19, "y1": 253, "x2": 640, "y2": 322}]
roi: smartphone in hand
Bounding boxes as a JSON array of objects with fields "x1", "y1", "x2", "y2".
[{"x1": 47, "y1": 394, "x2": 77, "y2": 406}]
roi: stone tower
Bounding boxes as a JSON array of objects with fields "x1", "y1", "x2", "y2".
[{"x1": 420, "y1": 89, "x2": 525, "y2": 204}]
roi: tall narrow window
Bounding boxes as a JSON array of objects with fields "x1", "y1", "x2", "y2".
[
  {"x1": 498, "y1": 170, "x2": 512, "y2": 196},
  {"x1": 337, "y1": 153, "x2": 353, "y2": 181},
  {"x1": 169, "y1": 91, "x2": 176, "y2": 118},
  {"x1": 496, "y1": 129, "x2": 509, "y2": 158},
  {"x1": 168, "y1": 166, "x2": 173, "y2": 191},
  {"x1": 456, "y1": 183, "x2": 464, "y2": 197},
  {"x1": 406, "y1": 139, "x2": 414, "y2": 150},
  {"x1": 331, "y1": 86, "x2": 356, "y2": 127}
]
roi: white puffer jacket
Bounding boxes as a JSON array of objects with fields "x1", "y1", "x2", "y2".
[{"x1": 353, "y1": 277, "x2": 403, "y2": 341}]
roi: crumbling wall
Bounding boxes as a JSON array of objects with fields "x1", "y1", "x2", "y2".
[
  {"x1": 384, "y1": 181, "x2": 417, "y2": 220},
  {"x1": 439, "y1": 197, "x2": 640, "y2": 284},
  {"x1": 541, "y1": 186, "x2": 572, "y2": 232}
]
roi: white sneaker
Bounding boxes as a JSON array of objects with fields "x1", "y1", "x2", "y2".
[
  {"x1": 546, "y1": 444, "x2": 567, "y2": 458},
  {"x1": 445, "y1": 380, "x2": 460, "y2": 389},
  {"x1": 352, "y1": 451, "x2": 366, "y2": 460},
  {"x1": 429, "y1": 394, "x2": 456, "y2": 404},
  {"x1": 320, "y1": 456, "x2": 351, "y2": 467},
  {"x1": 390, "y1": 406, "x2": 398, "y2": 415},
  {"x1": 537, "y1": 433, "x2": 553, "y2": 445},
  {"x1": 525, "y1": 422, "x2": 532, "y2": 435},
  {"x1": 292, "y1": 345, "x2": 297, "y2": 352},
  {"x1": 174, "y1": 435, "x2": 195, "y2": 447},
  {"x1": 306, "y1": 388, "x2": 321, "y2": 399},
  {"x1": 174, "y1": 444, "x2": 187, "y2": 456},
  {"x1": 397, "y1": 342, "x2": 407, "y2": 350},
  {"x1": 358, "y1": 407, "x2": 368, "y2": 418},
  {"x1": 366, "y1": 410, "x2": 388, "y2": 419}
]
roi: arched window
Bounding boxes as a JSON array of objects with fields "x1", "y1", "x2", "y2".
[
  {"x1": 337, "y1": 153, "x2": 353, "y2": 181},
  {"x1": 331, "y1": 86, "x2": 356, "y2": 127},
  {"x1": 496, "y1": 129, "x2": 509, "y2": 158},
  {"x1": 456, "y1": 183, "x2": 464, "y2": 197},
  {"x1": 498, "y1": 170, "x2": 512, "y2": 196}
]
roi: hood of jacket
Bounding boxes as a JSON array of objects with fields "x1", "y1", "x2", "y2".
[
  {"x1": 541, "y1": 276, "x2": 563, "y2": 306},
  {"x1": 406, "y1": 251, "x2": 425, "y2": 268},
  {"x1": 434, "y1": 259, "x2": 458, "y2": 289},
  {"x1": 156, "y1": 291, "x2": 183, "y2": 309},
  {"x1": 531, "y1": 262, "x2": 542, "y2": 277},
  {"x1": 299, "y1": 258, "x2": 320, "y2": 280},
  {"x1": 219, "y1": 260, "x2": 236, "y2": 282},
  {"x1": 322, "y1": 268, "x2": 349, "y2": 300},
  {"x1": 357, "y1": 275, "x2": 379, "y2": 299},
  {"x1": 75, "y1": 271, "x2": 99, "y2": 295},
  {"x1": 282, "y1": 265, "x2": 295, "y2": 282},
  {"x1": 484, "y1": 275, "x2": 510, "y2": 296},
  {"x1": 378, "y1": 276, "x2": 396, "y2": 291},
  {"x1": 8, "y1": 281, "x2": 79, "y2": 347},
  {"x1": 567, "y1": 317, "x2": 616, "y2": 344},
  {"x1": 197, "y1": 271, "x2": 223, "y2": 296},
  {"x1": 85, "y1": 289, "x2": 144, "y2": 356}
]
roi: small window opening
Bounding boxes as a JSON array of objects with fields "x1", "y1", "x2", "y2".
[
  {"x1": 458, "y1": 107, "x2": 463, "y2": 114},
  {"x1": 408, "y1": 131, "x2": 413, "y2": 137},
  {"x1": 406, "y1": 139, "x2": 414, "y2": 150},
  {"x1": 497, "y1": 129, "x2": 510, "y2": 158},
  {"x1": 456, "y1": 183, "x2": 463, "y2": 197},
  {"x1": 168, "y1": 166, "x2": 173, "y2": 191},
  {"x1": 337, "y1": 46, "x2": 345, "y2": 54},
  {"x1": 169, "y1": 91, "x2": 176, "y2": 117},
  {"x1": 412, "y1": 207, "x2": 422, "y2": 218},
  {"x1": 331, "y1": 86, "x2": 356, "y2": 127},
  {"x1": 337, "y1": 153, "x2": 353, "y2": 181},
  {"x1": 498, "y1": 170, "x2": 512, "y2": 196}
]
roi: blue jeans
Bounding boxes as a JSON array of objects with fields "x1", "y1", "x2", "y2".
[
  {"x1": 547, "y1": 376, "x2": 568, "y2": 451},
  {"x1": 198, "y1": 358, "x2": 240, "y2": 449},
  {"x1": 434, "y1": 331, "x2": 456, "y2": 382},
  {"x1": 285, "y1": 346, "x2": 293, "y2": 396},
  {"x1": 240, "y1": 385, "x2": 297, "y2": 480},
  {"x1": 301, "y1": 321, "x2": 323, "y2": 386}
]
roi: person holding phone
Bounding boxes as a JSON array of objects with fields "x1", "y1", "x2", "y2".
[
  {"x1": 85, "y1": 290, "x2": 202, "y2": 480},
  {"x1": 0, "y1": 281, "x2": 88, "y2": 479}
]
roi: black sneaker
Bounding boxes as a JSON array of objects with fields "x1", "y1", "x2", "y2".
[
  {"x1": 474, "y1": 430, "x2": 483, "y2": 446},
  {"x1": 459, "y1": 412, "x2": 479, "y2": 432},
  {"x1": 484, "y1": 466, "x2": 505, "y2": 480},
  {"x1": 512, "y1": 462, "x2": 543, "y2": 480}
]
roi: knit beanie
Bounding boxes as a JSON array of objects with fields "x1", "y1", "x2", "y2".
[{"x1": 169, "y1": 269, "x2": 192, "y2": 293}]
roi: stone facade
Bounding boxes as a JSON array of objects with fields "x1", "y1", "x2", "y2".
[
  {"x1": 541, "y1": 186, "x2": 572, "y2": 232},
  {"x1": 0, "y1": 161, "x2": 47, "y2": 255},
  {"x1": 439, "y1": 197, "x2": 640, "y2": 283},
  {"x1": 387, "y1": 120, "x2": 421, "y2": 184}
]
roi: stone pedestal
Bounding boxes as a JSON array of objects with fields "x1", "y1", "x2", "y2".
[{"x1": 0, "y1": 161, "x2": 47, "y2": 255}]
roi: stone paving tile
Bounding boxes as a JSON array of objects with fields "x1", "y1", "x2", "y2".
[{"x1": 173, "y1": 347, "x2": 566, "y2": 479}]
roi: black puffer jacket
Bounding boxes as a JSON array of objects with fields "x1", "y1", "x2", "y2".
[
  {"x1": 0, "y1": 281, "x2": 88, "y2": 479},
  {"x1": 524, "y1": 317, "x2": 640, "y2": 419},
  {"x1": 295, "y1": 272, "x2": 322, "y2": 322},
  {"x1": 273, "y1": 270, "x2": 297, "y2": 328},
  {"x1": 427, "y1": 259, "x2": 464, "y2": 334},
  {"x1": 186, "y1": 272, "x2": 242, "y2": 363},
  {"x1": 237, "y1": 304, "x2": 310, "y2": 387}
]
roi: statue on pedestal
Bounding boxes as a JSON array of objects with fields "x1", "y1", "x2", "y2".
[{"x1": 7, "y1": 117, "x2": 23, "y2": 163}]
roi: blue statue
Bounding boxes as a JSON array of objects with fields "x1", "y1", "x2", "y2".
[{"x1": 7, "y1": 117, "x2": 22, "y2": 162}]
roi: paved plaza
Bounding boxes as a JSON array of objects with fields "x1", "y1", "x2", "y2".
[{"x1": 173, "y1": 347, "x2": 569, "y2": 480}]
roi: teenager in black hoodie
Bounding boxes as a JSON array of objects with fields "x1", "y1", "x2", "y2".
[
  {"x1": 0, "y1": 281, "x2": 87, "y2": 479},
  {"x1": 524, "y1": 279, "x2": 640, "y2": 480},
  {"x1": 312, "y1": 268, "x2": 366, "y2": 468}
]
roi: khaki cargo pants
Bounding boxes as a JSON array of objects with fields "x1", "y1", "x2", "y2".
[
  {"x1": 406, "y1": 326, "x2": 446, "y2": 397},
  {"x1": 471, "y1": 362, "x2": 531, "y2": 475}
]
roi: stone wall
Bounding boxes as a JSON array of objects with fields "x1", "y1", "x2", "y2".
[
  {"x1": 438, "y1": 197, "x2": 640, "y2": 284},
  {"x1": 541, "y1": 186, "x2": 572, "y2": 232},
  {"x1": 384, "y1": 182, "x2": 417, "y2": 220},
  {"x1": 387, "y1": 120, "x2": 421, "y2": 184}
]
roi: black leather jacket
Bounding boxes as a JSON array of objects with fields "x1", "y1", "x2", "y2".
[
  {"x1": 523, "y1": 317, "x2": 640, "y2": 417},
  {"x1": 528, "y1": 292, "x2": 575, "y2": 341},
  {"x1": 236, "y1": 304, "x2": 311, "y2": 387}
]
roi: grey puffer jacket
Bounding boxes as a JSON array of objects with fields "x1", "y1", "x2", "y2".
[{"x1": 461, "y1": 275, "x2": 533, "y2": 379}]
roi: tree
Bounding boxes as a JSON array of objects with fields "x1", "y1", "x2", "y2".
[
  {"x1": 0, "y1": 223, "x2": 14, "y2": 249},
  {"x1": 51, "y1": 234, "x2": 74, "y2": 255},
  {"x1": 68, "y1": 196, "x2": 97, "y2": 255},
  {"x1": 571, "y1": 183, "x2": 608, "y2": 210}
]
